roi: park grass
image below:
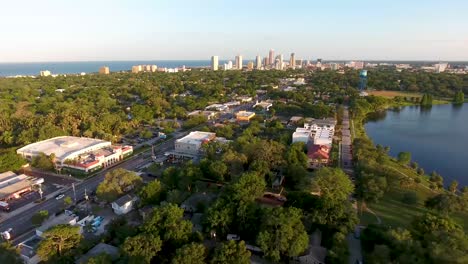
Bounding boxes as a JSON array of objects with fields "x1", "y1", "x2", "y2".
[
  {"x1": 368, "y1": 90, "x2": 450, "y2": 105},
  {"x1": 368, "y1": 90, "x2": 422, "y2": 99}
]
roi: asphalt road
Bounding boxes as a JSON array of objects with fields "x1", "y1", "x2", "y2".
[{"x1": 0, "y1": 135, "x2": 181, "y2": 244}]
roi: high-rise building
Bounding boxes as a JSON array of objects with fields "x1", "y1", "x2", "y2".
[
  {"x1": 131, "y1": 65, "x2": 141, "y2": 73},
  {"x1": 263, "y1": 57, "x2": 269, "y2": 68},
  {"x1": 435, "y1": 63, "x2": 448, "y2": 73},
  {"x1": 256, "y1": 55, "x2": 262, "y2": 70},
  {"x1": 247, "y1": 61, "x2": 254, "y2": 70},
  {"x1": 235, "y1": 55, "x2": 243, "y2": 70},
  {"x1": 316, "y1": 59, "x2": 322, "y2": 68},
  {"x1": 290, "y1": 53, "x2": 296, "y2": 68},
  {"x1": 39, "y1": 70, "x2": 51, "y2": 77},
  {"x1": 268, "y1": 49, "x2": 274, "y2": 65},
  {"x1": 151, "y1": 65, "x2": 158, "y2": 72},
  {"x1": 99, "y1": 66, "x2": 110, "y2": 75},
  {"x1": 211, "y1": 56, "x2": 219, "y2": 71},
  {"x1": 228, "y1": 61, "x2": 233, "y2": 70},
  {"x1": 145, "y1": 65, "x2": 151, "y2": 72},
  {"x1": 278, "y1": 54, "x2": 284, "y2": 70}
]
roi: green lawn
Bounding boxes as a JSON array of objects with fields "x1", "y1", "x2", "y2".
[{"x1": 366, "y1": 187, "x2": 432, "y2": 228}]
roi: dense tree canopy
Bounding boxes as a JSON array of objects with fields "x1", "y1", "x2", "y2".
[
  {"x1": 96, "y1": 169, "x2": 142, "y2": 202},
  {"x1": 37, "y1": 224, "x2": 82, "y2": 262}
]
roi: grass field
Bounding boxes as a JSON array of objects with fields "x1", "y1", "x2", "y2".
[
  {"x1": 368, "y1": 90, "x2": 422, "y2": 98},
  {"x1": 368, "y1": 90, "x2": 449, "y2": 105}
]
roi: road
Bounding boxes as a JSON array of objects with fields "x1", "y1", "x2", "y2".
[
  {"x1": 340, "y1": 106, "x2": 363, "y2": 264},
  {"x1": 0, "y1": 134, "x2": 182, "y2": 244}
]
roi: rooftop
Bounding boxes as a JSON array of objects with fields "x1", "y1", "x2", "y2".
[
  {"x1": 236, "y1": 111, "x2": 255, "y2": 117},
  {"x1": 76, "y1": 243, "x2": 120, "y2": 264},
  {"x1": 113, "y1": 194, "x2": 136, "y2": 207},
  {"x1": 176, "y1": 131, "x2": 216, "y2": 145},
  {"x1": 37, "y1": 213, "x2": 78, "y2": 234},
  {"x1": 0, "y1": 172, "x2": 32, "y2": 200},
  {"x1": 17, "y1": 136, "x2": 110, "y2": 161}
]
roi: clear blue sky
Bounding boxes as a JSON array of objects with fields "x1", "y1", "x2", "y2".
[{"x1": 2, "y1": 0, "x2": 468, "y2": 62}]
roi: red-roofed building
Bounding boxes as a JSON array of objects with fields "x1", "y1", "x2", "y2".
[{"x1": 307, "y1": 144, "x2": 330, "y2": 168}]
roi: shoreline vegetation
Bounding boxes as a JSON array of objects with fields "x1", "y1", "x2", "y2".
[
  {"x1": 350, "y1": 95, "x2": 468, "y2": 231},
  {"x1": 351, "y1": 94, "x2": 468, "y2": 263}
]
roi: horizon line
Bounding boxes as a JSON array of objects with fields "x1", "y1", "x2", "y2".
[{"x1": 1, "y1": 59, "x2": 468, "y2": 64}]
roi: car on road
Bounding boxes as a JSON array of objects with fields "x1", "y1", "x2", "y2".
[{"x1": 55, "y1": 194, "x2": 65, "y2": 200}]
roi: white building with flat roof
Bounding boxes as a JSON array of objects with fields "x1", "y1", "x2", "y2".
[
  {"x1": 17, "y1": 136, "x2": 132, "y2": 174},
  {"x1": 174, "y1": 131, "x2": 216, "y2": 156}
]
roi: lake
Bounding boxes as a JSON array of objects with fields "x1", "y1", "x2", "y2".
[{"x1": 365, "y1": 103, "x2": 468, "y2": 187}]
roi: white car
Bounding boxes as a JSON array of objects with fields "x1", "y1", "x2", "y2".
[{"x1": 55, "y1": 194, "x2": 65, "y2": 200}]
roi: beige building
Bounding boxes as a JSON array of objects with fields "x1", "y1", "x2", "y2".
[
  {"x1": 211, "y1": 56, "x2": 219, "y2": 71},
  {"x1": 256, "y1": 55, "x2": 262, "y2": 69},
  {"x1": 39, "y1": 70, "x2": 51, "y2": 77},
  {"x1": 235, "y1": 55, "x2": 243, "y2": 70},
  {"x1": 131, "y1": 65, "x2": 141, "y2": 73},
  {"x1": 99, "y1": 66, "x2": 110, "y2": 74},
  {"x1": 151, "y1": 65, "x2": 158, "y2": 72},
  {"x1": 247, "y1": 61, "x2": 254, "y2": 70}
]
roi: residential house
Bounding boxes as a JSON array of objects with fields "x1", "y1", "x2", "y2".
[{"x1": 111, "y1": 194, "x2": 138, "y2": 215}]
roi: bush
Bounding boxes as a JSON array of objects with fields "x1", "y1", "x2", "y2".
[{"x1": 401, "y1": 192, "x2": 419, "y2": 205}]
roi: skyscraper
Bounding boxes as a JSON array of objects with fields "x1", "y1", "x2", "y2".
[
  {"x1": 235, "y1": 55, "x2": 243, "y2": 70},
  {"x1": 247, "y1": 61, "x2": 254, "y2": 70},
  {"x1": 256, "y1": 55, "x2": 262, "y2": 69},
  {"x1": 268, "y1": 49, "x2": 274, "y2": 65},
  {"x1": 290, "y1": 53, "x2": 296, "y2": 69},
  {"x1": 263, "y1": 57, "x2": 269, "y2": 68},
  {"x1": 211, "y1": 56, "x2": 219, "y2": 71}
]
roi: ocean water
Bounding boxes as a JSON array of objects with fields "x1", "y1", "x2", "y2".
[{"x1": 0, "y1": 60, "x2": 229, "y2": 76}]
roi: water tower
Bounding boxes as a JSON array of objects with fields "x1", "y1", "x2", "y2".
[{"x1": 359, "y1": 70, "x2": 368, "y2": 90}]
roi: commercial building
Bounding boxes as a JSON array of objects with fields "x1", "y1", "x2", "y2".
[
  {"x1": 235, "y1": 111, "x2": 256, "y2": 122},
  {"x1": 187, "y1": 110, "x2": 217, "y2": 120},
  {"x1": 0, "y1": 171, "x2": 42, "y2": 201},
  {"x1": 247, "y1": 61, "x2": 254, "y2": 70},
  {"x1": 98, "y1": 66, "x2": 110, "y2": 75},
  {"x1": 292, "y1": 118, "x2": 336, "y2": 168},
  {"x1": 39, "y1": 70, "x2": 51, "y2": 77},
  {"x1": 174, "y1": 131, "x2": 217, "y2": 157},
  {"x1": 151, "y1": 65, "x2": 158, "y2": 72},
  {"x1": 235, "y1": 55, "x2": 243, "y2": 70},
  {"x1": 211, "y1": 56, "x2": 219, "y2": 71},
  {"x1": 17, "y1": 136, "x2": 132, "y2": 174}
]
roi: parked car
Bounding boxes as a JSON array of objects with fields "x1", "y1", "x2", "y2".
[
  {"x1": 55, "y1": 194, "x2": 65, "y2": 200},
  {"x1": 227, "y1": 234, "x2": 240, "y2": 241}
]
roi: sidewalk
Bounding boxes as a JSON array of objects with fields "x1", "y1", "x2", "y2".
[{"x1": 0, "y1": 188, "x2": 67, "y2": 223}]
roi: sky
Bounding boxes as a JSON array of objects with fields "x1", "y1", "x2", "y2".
[{"x1": 1, "y1": 0, "x2": 468, "y2": 62}]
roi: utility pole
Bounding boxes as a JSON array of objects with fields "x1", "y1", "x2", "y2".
[{"x1": 72, "y1": 183, "x2": 76, "y2": 204}]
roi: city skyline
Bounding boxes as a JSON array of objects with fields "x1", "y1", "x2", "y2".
[{"x1": 1, "y1": 0, "x2": 468, "y2": 62}]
